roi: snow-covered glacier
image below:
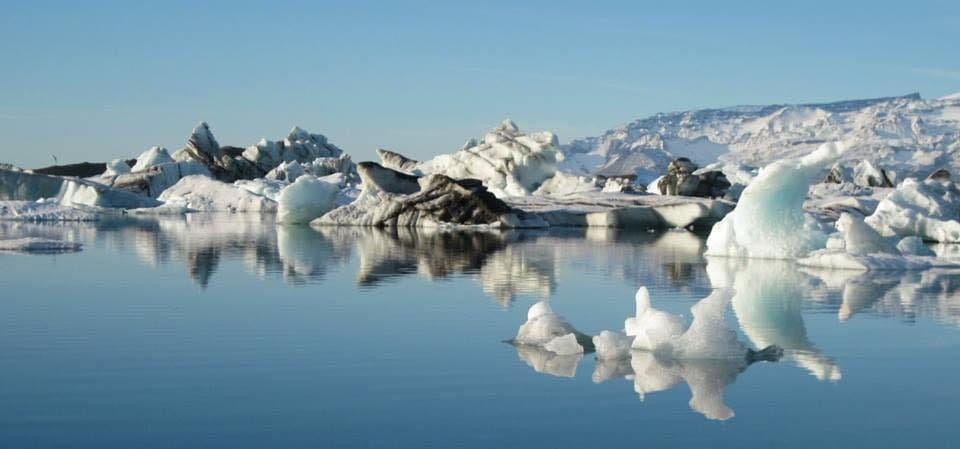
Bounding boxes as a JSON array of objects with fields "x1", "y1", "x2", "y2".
[{"x1": 564, "y1": 93, "x2": 960, "y2": 185}]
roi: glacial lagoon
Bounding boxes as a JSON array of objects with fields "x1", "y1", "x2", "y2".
[{"x1": 2, "y1": 215, "x2": 960, "y2": 448}]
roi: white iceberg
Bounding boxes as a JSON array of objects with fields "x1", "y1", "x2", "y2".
[
  {"x1": 276, "y1": 175, "x2": 340, "y2": 224},
  {"x1": 705, "y1": 142, "x2": 848, "y2": 259},
  {"x1": 158, "y1": 175, "x2": 277, "y2": 212},
  {"x1": 865, "y1": 177, "x2": 960, "y2": 242},
  {"x1": 797, "y1": 212, "x2": 959, "y2": 271},
  {"x1": 418, "y1": 119, "x2": 563, "y2": 198},
  {"x1": 625, "y1": 286, "x2": 687, "y2": 350},
  {"x1": 512, "y1": 301, "x2": 590, "y2": 353},
  {"x1": 592, "y1": 330, "x2": 633, "y2": 360}
]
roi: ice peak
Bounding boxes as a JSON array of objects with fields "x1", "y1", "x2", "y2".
[
  {"x1": 527, "y1": 301, "x2": 553, "y2": 321},
  {"x1": 635, "y1": 286, "x2": 651, "y2": 315},
  {"x1": 288, "y1": 126, "x2": 310, "y2": 140},
  {"x1": 187, "y1": 121, "x2": 220, "y2": 158},
  {"x1": 497, "y1": 118, "x2": 519, "y2": 134}
]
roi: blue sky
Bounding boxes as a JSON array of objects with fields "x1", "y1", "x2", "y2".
[{"x1": 1, "y1": 0, "x2": 958, "y2": 168}]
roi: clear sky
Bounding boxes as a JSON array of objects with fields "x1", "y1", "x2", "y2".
[{"x1": 1, "y1": 0, "x2": 958, "y2": 168}]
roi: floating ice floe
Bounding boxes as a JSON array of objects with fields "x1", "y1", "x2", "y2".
[
  {"x1": 0, "y1": 237, "x2": 82, "y2": 253},
  {"x1": 158, "y1": 175, "x2": 277, "y2": 212},
  {"x1": 625, "y1": 286, "x2": 687, "y2": 351},
  {"x1": 510, "y1": 301, "x2": 593, "y2": 354}
]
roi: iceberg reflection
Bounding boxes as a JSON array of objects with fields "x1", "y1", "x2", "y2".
[{"x1": 708, "y1": 257, "x2": 842, "y2": 382}]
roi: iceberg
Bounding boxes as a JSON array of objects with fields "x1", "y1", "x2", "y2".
[
  {"x1": 625, "y1": 286, "x2": 687, "y2": 350},
  {"x1": 592, "y1": 330, "x2": 633, "y2": 360},
  {"x1": 797, "y1": 212, "x2": 959, "y2": 271},
  {"x1": 865, "y1": 177, "x2": 960, "y2": 242},
  {"x1": 705, "y1": 142, "x2": 848, "y2": 259},
  {"x1": 276, "y1": 175, "x2": 340, "y2": 224},
  {"x1": 417, "y1": 119, "x2": 563, "y2": 198},
  {"x1": 158, "y1": 175, "x2": 277, "y2": 212},
  {"x1": 510, "y1": 301, "x2": 593, "y2": 352},
  {"x1": 315, "y1": 163, "x2": 544, "y2": 228}
]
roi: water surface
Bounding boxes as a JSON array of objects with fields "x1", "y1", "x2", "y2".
[{"x1": 2, "y1": 215, "x2": 959, "y2": 448}]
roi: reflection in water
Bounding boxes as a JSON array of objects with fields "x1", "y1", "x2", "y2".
[
  {"x1": 4, "y1": 216, "x2": 960, "y2": 325},
  {"x1": 803, "y1": 267, "x2": 960, "y2": 326},
  {"x1": 514, "y1": 345, "x2": 584, "y2": 378},
  {"x1": 520, "y1": 288, "x2": 782, "y2": 421},
  {"x1": 708, "y1": 257, "x2": 842, "y2": 382},
  {"x1": 0, "y1": 218, "x2": 705, "y2": 302},
  {"x1": 591, "y1": 345, "x2": 763, "y2": 420},
  {"x1": 6, "y1": 215, "x2": 960, "y2": 425}
]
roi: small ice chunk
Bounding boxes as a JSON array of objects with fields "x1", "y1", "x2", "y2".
[
  {"x1": 626, "y1": 286, "x2": 687, "y2": 350},
  {"x1": 593, "y1": 330, "x2": 632, "y2": 360},
  {"x1": 514, "y1": 301, "x2": 586, "y2": 348}
]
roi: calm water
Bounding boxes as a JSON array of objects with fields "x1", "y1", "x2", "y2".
[{"x1": 2, "y1": 215, "x2": 960, "y2": 448}]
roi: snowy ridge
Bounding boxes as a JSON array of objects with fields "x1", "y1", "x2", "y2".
[{"x1": 565, "y1": 93, "x2": 960, "y2": 184}]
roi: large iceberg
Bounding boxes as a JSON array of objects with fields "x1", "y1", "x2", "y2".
[
  {"x1": 416, "y1": 119, "x2": 563, "y2": 198},
  {"x1": 315, "y1": 162, "x2": 545, "y2": 228},
  {"x1": 705, "y1": 142, "x2": 848, "y2": 259}
]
